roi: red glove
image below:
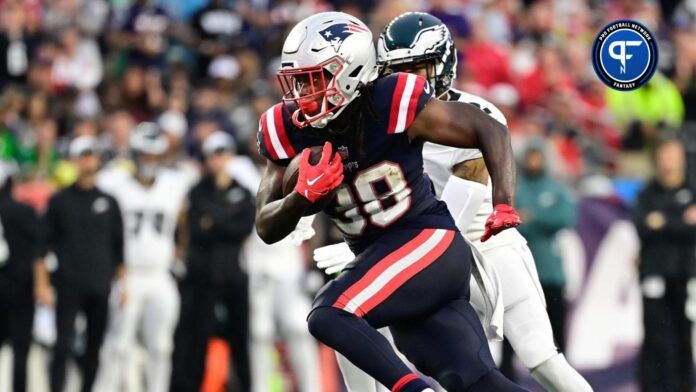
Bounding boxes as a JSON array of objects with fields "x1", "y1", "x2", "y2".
[
  {"x1": 295, "y1": 142, "x2": 344, "y2": 203},
  {"x1": 481, "y1": 203, "x2": 522, "y2": 242}
]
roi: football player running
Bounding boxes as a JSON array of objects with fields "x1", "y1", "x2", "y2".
[
  {"x1": 95, "y1": 123, "x2": 194, "y2": 392},
  {"x1": 255, "y1": 11, "x2": 526, "y2": 392},
  {"x1": 313, "y1": 12, "x2": 593, "y2": 392}
]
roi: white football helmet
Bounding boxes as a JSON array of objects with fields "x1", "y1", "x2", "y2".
[
  {"x1": 277, "y1": 12, "x2": 379, "y2": 128},
  {"x1": 130, "y1": 122, "x2": 168, "y2": 180}
]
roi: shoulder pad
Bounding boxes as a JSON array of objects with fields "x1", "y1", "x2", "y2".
[
  {"x1": 373, "y1": 72, "x2": 433, "y2": 134},
  {"x1": 448, "y1": 88, "x2": 508, "y2": 126},
  {"x1": 257, "y1": 103, "x2": 298, "y2": 163}
]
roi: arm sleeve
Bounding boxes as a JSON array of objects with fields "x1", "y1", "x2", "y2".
[
  {"x1": 41, "y1": 196, "x2": 59, "y2": 257},
  {"x1": 27, "y1": 208, "x2": 42, "y2": 261},
  {"x1": 661, "y1": 204, "x2": 696, "y2": 239},
  {"x1": 631, "y1": 188, "x2": 696, "y2": 241},
  {"x1": 187, "y1": 189, "x2": 213, "y2": 244},
  {"x1": 632, "y1": 189, "x2": 664, "y2": 241},
  {"x1": 15, "y1": 205, "x2": 42, "y2": 261},
  {"x1": 209, "y1": 189, "x2": 256, "y2": 241},
  {"x1": 440, "y1": 175, "x2": 488, "y2": 233},
  {"x1": 110, "y1": 197, "x2": 124, "y2": 266},
  {"x1": 188, "y1": 187, "x2": 256, "y2": 243}
]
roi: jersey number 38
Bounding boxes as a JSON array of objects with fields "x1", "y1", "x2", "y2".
[{"x1": 333, "y1": 161, "x2": 411, "y2": 235}]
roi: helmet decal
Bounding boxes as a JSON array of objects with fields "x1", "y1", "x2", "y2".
[
  {"x1": 319, "y1": 22, "x2": 369, "y2": 52},
  {"x1": 378, "y1": 12, "x2": 457, "y2": 97},
  {"x1": 411, "y1": 25, "x2": 449, "y2": 52},
  {"x1": 278, "y1": 12, "x2": 378, "y2": 128}
]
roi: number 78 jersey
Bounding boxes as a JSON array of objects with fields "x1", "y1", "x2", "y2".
[
  {"x1": 258, "y1": 73, "x2": 457, "y2": 253},
  {"x1": 98, "y1": 168, "x2": 191, "y2": 272}
]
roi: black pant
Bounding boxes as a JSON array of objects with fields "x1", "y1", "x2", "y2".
[
  {"x1": 308, "y1": 228, "x2": 523, "y2": 391},
  {"x1": 542, "y1": 284, "x2": 567, "y2": 352},
  {"x1": 640, "y1": 276, "x2": 693, "y2": 392},
  {"x1": 0, "y1": 283, "x2": 34, "y2": 392},
  {"x1": 171, "y1": 277, "x2": 250, "y2": 392},
  {"x1": 50, "y1": 285, "x2": 108, "y2": 392}
]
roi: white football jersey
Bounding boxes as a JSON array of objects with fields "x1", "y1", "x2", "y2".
[
  {"x1": 98, "y1": 167, "x2": 193, "y2": 272},
  {"x1": 423, "y1": 88, "x2": 525, "y2": 249}
]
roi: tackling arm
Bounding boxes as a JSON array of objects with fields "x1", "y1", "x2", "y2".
[{"x1": 409, "y1": 99, "x2": 515, "y2": 206}]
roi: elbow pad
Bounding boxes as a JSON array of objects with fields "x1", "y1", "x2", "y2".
[{"x1": 440, "y1": 175, "x2": 488, "y2": 233}]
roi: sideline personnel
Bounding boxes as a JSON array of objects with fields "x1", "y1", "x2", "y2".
[{"x1": 36, "y1": 136, "x2": 126, "y2": 392}]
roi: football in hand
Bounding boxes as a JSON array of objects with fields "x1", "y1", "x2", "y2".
[{"x1": 282, "y1": 145, "x2": 338, "y2": 215}]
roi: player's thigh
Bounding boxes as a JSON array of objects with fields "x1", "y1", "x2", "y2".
[
  {"x1": 142, "y1": 275, "x2": 180, "y2": 353},
  {"x1": 486, "y1": 245, "x2": 557, "y2": 368},
  {"x1": 485, "y1": 244, "x2": 545, "y2": 308},
  {"x1": 389, "y1": 297, "x2": 495, "y2": 388},
  {"x1": 468, "y1": 274, "x2": 487, "y2": 326},
  {"x1": 312, "y1": 228, "x2": 471, "y2": 329}
]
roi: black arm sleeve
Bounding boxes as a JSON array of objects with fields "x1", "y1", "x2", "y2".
[
  {"x1": 41, "y1": 196, "x2": 59, "y2": 257},
  {"x1": 110, "y1": 197, "x2": 125, "y2": 266},
  {"x1": 188, "y1": 190, "x2": 213, "y2": 245},
  {"x1": 189, "y1": 186, "x2": 256, "y2": 244},
  {"x1": 24, "y1": 207, "x2": 42, "y2": 261},
  {"x1": 210, "y1": 191, "x2": 255, "y2": 241}
]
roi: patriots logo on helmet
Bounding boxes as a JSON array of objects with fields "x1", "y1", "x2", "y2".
[{"x1": 319, "y1": 23, "x2": 369, "y2": 52}]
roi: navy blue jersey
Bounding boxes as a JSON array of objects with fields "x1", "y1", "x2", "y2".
[{"x1": 258, "y1": 72, "x2": 457, "y2": 253}]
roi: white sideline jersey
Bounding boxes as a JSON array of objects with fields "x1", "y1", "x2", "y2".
[
  {"x1": 98, "y1": 168, "x2": 192, "y2": 272},
  {"x1": 423, "y1": 88, "x2": 525, "y2": 249}
]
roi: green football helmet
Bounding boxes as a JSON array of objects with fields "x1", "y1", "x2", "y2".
[{"x1": 378, "y1": 12, "x2": 457, "y2": 97}]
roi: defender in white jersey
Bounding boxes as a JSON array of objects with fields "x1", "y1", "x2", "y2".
[
  {"x1": 313, "y1": 12, "x2": 592, "y2": 392},
  {"x1": 95, "y1": 123, "x2": 194, "y2": 392}
]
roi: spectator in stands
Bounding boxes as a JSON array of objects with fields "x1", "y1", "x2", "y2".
[
  {"x1": 117, "y1": 63, "x2": 166, "y2": 123},
  {"x1": 0, "y1": 161, "x2": 40, "y2": 392},
  {"x1": 37, "y1": 136, "x2": 126, "y2": 392},
  {"x1": 50, "y1": 26, "x2": 103, "y2": 94},
  {"x1": 516, "y1": 139, "x2": 577, "y2": 352},
  {"x1": 606, "y1": 72, "x2": 685, "y2": 150},
  {"x1": 171, "y1": 131, "x2": 255, "y2": 392},
  {"x1": 102, "y1": 109, "x2": 136, "y2": 163},
  {"x1": 633, "y1": 137, "x2": 695, "y2": 392},
  {"x1": 0, "y1": 2, "x2": 40, "y2": 89},
  {"x1": 673, "y1": 26, "x2": 696, "y2": 123},
  {"x1": 189, "y1": 0, "x2": 246, "y2": 79},
  {"x1": 110, "y1": 0, "x2": 172, "y2": 69}
]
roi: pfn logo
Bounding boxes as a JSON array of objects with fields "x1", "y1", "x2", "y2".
[
  {"x1": 592, "y1": 20, "x2": 658, "y2": 91},
  {"x1": 608, "y1": 40, "x2": 642, "y2": 74}
]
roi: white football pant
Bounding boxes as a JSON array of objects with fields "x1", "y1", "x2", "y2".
[
  {"x1": 95, "y1": 272, "x2": 180, "y2": 392},
  {"x1": 250, "y1": 270, "x2": 321, "y2": 392}
]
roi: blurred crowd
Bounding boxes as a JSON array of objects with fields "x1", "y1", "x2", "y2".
[
  {"x1": 0, "y1": 0, "x2": 693, "y2": 204},
  {"x1": 1, "y1": 0, "x2": 696, "y2": 391},
  {"x1": 0, "y1": 0, "x2": 694, "y2": 189}
]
